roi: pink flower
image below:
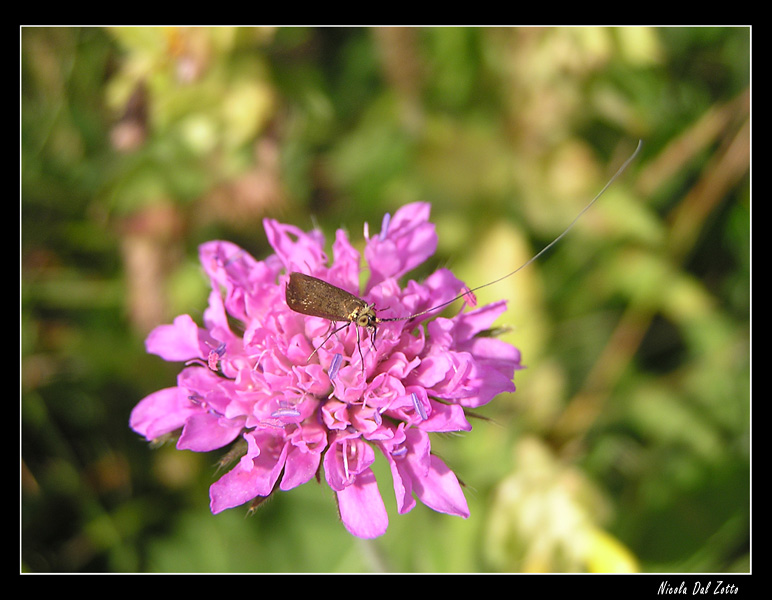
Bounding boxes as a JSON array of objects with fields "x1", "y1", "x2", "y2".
[{"x1": 130, "y1": 202, "x2": 521, "y2": 538}]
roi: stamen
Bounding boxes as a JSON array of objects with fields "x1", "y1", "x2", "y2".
[
  {"x1": 207, "y1": 342, "x2": 227, "y2": 371},
  {"x1": 271, "y1": 407, "x2": 301, "y2": 419},
  {"x1": 342, "y1": 440, "x2": 350, "y2": 480},
  {"x1": 252, "y1": 348, "x2": 268, "y2": 371},
  {"x1": 257, "y1": 416, "x2": 289, "y2": 430},
  {"x1": 223, "y1": 250, "x2": 244, "y2": 267},
  {"x1": 379, "y1": 212, "x2": 392, "y2": 240},
  {"x1": 187, "y1": 393, "x2": 205, "y2": 407},
  {"x1": 411, "y1": 392, "x2": 427, "y2": 421},
  {"x1": 462, "y1": 285, "x2": 477, "y2": 307},
  {"x1": 392, "y1": 445, "x2": 407, "y2": 458},
  {"x1": 328, "y1": 353, "x2": 343, "y2": 381}
]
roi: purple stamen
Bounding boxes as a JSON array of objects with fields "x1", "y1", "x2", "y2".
[
  {"x1": 411, "y1": 392, "x2": 427, "y2": 421},
  {"x1": 379, "y1": 212, "x2": 391, "y2": 241},
  {"x1": 329, "y1": 353, "x2": 343, "y2": 381},
  {"x1": 271, "y1": 407, "x2": 301, "y2": 419},
  {"x1": 392, "y1": 445, "x2": 407, "y2": 457},
  {"x1": 223, "y1": 250, "x2": 244, "y2": 267},
  {"x1": 187, "y1": 393, "x2": 204, "y2": 406}
]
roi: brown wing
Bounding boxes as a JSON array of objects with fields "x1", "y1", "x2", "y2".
[{"x1": 285, "y1": 272, "x2": 365, "y2": 321}]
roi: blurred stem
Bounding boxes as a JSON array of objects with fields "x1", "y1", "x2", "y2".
[
  {"x1": 359, "y1": 537, "x2": 391, "y2": 573},
  {"x1": 371, "y1": 27, "x2": 424, "y2": 133},
  {"x1": 118, "y1": 202, "x2": 186, "y2": 335},
  {"x1": 666, "y1": 116, "x2": 750, "y2": 263},
  {"x1": 549, "y1": 88, "x2": 750, "y2": 452},
  {"x1": 636, "y1": 87, "x2": 749, "y2": 200},
  {"x1": 552, "y1": 308, "x2": 654, "y2": 450}
]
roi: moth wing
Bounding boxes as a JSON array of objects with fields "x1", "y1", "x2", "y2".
[{"x1": 286, "y1": 272, "x2": 365, "y2": 321}]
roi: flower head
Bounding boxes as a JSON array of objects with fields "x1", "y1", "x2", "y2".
[{"x1": 130, "y1": 202, "x2": 521, "y2": 538}]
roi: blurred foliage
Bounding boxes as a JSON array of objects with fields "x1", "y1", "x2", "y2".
[{"x1": 21, "y1": 26, "x2": 749, "y2": 573}]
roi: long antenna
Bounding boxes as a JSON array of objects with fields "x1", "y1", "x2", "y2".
[{"x1": 382, "y1": 139, "x2": 643, "y2": 323}]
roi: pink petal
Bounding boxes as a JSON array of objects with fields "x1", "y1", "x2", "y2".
[
  {"x1": 413, "y1": 455, "x2": 469, "y2": 518},
  {"x1": 389, "y1": 459, "x2": 416, "y2": 515},
  {"x1": 380, "y1": 426, "x2": 421, "y2": 515},
  {"x1": 452, "y1": 301, "x2": 509, "y2": 342},
  {"x1": 418, "y1": 401, "x2": 472, "y2": 433},
  {"x1": 280, "y1": 446, "x2": 322, "y2": 490},
  {"x1": 209, "y1": 432, "x2": 289, "y2": 513},
  {"x1": 263, "y1": 218, "x2": 326, "y2": 273},
  {"x1": 177, "y1": 412, "x2": 244, "y2": 452},
  {"x1": 336, "y1": 468, "x2": 389, "y2": 539},
  {"x1": 209, "y1": 461, "x2": 266, "y2": 514},
  {"x1": 328, "y1": 229, "x2": 362, "y2": 292},
  {"x1": 365, "y1": 202, "x2": 437, "y2": 286},
  {"x1": 199, "y1": 240, "x2": 254, "y2": 287},
  {"x1": 323, "y1": 435, "x2": 375, "y2": 491},
  {"x1": 129, "y1": 387, "x2": 197, "y2": 440},
  {"x1": 145, "y1": 314, "x2": 204, "y2": 361},
  {"x1": 280, "y1": 424, "x2": 327, "y2": 490}
]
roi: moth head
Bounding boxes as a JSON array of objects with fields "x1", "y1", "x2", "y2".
[{"x1": 355, "y1": 304, "x2": 378, "y2": 329}]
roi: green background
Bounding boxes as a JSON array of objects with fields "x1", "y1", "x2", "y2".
[{"x1": 21, "y1": 26, "x2": 750, "y2": 573}]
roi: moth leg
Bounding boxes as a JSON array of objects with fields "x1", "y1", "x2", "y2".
[
  {"x1": 355, "y1": 325, "x2": 366, "y2": 373},
  {"x1": 308, "y1": 321, "x2": 349, "y2": 362}
]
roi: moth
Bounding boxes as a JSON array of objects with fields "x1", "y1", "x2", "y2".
[
  {"x1": 285, "y1": 271, "x2": 383, "y2": 367},
  {"x1": 285, "y1": 140, "x2": 643, "y2": 372}
]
